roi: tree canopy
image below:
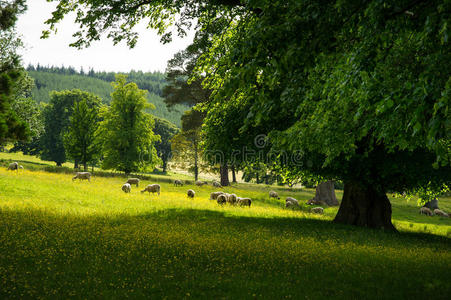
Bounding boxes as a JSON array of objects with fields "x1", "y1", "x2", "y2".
[
  {"x1": 45, "y1": 0, "x2": 450, "y2": 230},
  {"x1": 98, "y1": 75, "x2": 160, "y2": 174}
]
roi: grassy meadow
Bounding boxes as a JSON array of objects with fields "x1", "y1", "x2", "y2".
[{"x1": 0, "y1": 154, "x2": 450, "y2": 299}]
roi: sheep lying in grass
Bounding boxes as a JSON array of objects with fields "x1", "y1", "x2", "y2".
[
  {"x1": 7, "y1": 162, "x2": 19, "y2": 171},
  {"x1": 126, "y1": 178, "x2": 140, "y2": 187},
  {"x1": 311, "y1": 207, "x2": 324, "y2": 214},
  {"x1": 420, "y1": 207, "x2": 433, "y2": 216},
  {"x1": 433, "y1": 209, "x2": 449, "y2": 218},
  {"x1": 195, "y1": 181, "x2": 204, "y2": 186},
  {"x1": 187, "y1": 189, "x2": 195, "y2": 198},
  {"x1": 122, "y1": 183, "x2": 131, "y2": 193},
  {"x1": 217, "y1": 194, "x2": 227, "y2": 205},
  {"x1": 72, "y1": 172, "x2": 91, "y2": 182},
  {"x1": 285, "y1": 197, "x2": 300, "y2": 209},
  {"x1": 227, "y1": 193, "x2": 238, "y2": 205},
  {"x1": 210, "y1": 191, "x2": 224, "y2": 200},
  {"x1": 174, "y1": 179, "x2": 184, "y2": 186},
  {"x1": 141, "y1": 184, "x2": 161, "y2": 195},
  {"x1": 237, "y1": 197, "x2": 252, "y2": 207},
  {"x1": 269, "y1": 191, "x2": 280, "y2": 199},
  {"x1": 212, "y1": 181, "x2": 222, "y2": 188}
]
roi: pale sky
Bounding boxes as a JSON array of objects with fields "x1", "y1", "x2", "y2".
[{"x1": 16, "y1": 0, "x2": 194, "y2": 73}]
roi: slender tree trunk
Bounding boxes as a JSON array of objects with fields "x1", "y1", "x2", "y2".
[
  {"x1": 193, "y1": 139, "x2": 198, "y2": 181},
  {"x1": 220, "y1": 164, "x2": 230, "y2": 186},
  {"x1": 231, "y1": 165, "x2": 237, "y2": 183},
  {"x1": 256, "y1": 173, "x2": 259, "y2": 184},
  {"x1": 162, "y1": 159, "x2": 167, "y2": 173},
  {"x1": 83, "y1": 162, "x2": 87, "y2": 171},
  {"x1": 74, "y1": 160, "x2": 78, "y2": 169},
  {"x1": 334, "y1": 182, "x2": 397, "y2": 231}
]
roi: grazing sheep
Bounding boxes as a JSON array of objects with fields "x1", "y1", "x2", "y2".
[
  {"x1": 419, "y1": 207, "x2": 433, "y2": 216},
  {"x1": 187, "y1": 189, "x2": 195, "y2": 198},
  {"x1": 227, "y1": 193, "x2": 238, "y2": 205},
  {"x1": 237, "y1": 197, "x2": 252, "y2": 207},
  {"x1": 433, "y1": 209, "x2": 449, "y2": 218},
  {"x1": 269, "y1": 191, "x2": 280, "y2": 199},
  {"x1": 311, "y1": 207, "x2": 324, "y2": 214},
  {"x1": 18, "y1": 165, "x2": 24, "y2": 170},
  {"x1": 72, "y1": 172, "x2": 91, "y2": 182},
  {"x1": 217, "y1": 194, "x2": 227, "y2": 205},
  {"x1": 195, "y1": 181, "x2": 204, "y2": 186},
  {"x1": 210, "y1": 191, "x2": 224, "y2": 200},
  {"x1": 285, "y1": 197, "x2": 300, "y2": 208},
  {"x1": 122, "y1": 183, "x2": 131, "y2": 193},
  {"x1": 7, "y1": 162, "x2": 19, "y2": 171},
  {"x1": 174, "y1": 179, "x2": 184, "y2": 186},
  {"x1": 141, "y1": 184, "x2": 161, "y2": 195},
  {"x1": 212, "y1": 181, "x2": 222, "y2": 188},
  {"x1": 126, "y1": 178, "x2": 140, "y2": 187}
]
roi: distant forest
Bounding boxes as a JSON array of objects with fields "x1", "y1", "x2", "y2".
[{"x1": 26, "y1": 65, "x2": 188, "y2": 127}]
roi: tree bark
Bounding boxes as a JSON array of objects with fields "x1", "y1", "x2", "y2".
[
  {"x1": 231, "y1": 165, "x2": 237, "y2": 183},
  {"x1": 83, "y1": 162, "x2": 87, "y2": 171},
  {"x1": 311, "y1": 180, "x2": 338, "y2": 206},
  {"x1": 334, "y1": 182, "x2": 397, "y2": 231},
  {"x1": 74, "y1": 160, "x2": 78, "y2": 169},
  {"x1": 162, "y1": 159, "x2": 167, "y2": 173},
  {"x1": 193, "y1": 139, "x2": 199, "y2": 181},
  {"x1": 220, "y1": 164, "x2": 230, "y2": 186}
]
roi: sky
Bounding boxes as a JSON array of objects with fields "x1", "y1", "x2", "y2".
[{"x1": 16, "y1": 0, "x2": 194, "y2": 73}]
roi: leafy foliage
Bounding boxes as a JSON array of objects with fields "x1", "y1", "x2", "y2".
[
  {"x1": 63, "y1": 98, "x2": 102, "y2": 170},
  {"x1": 40, "y1": 89, "x2": 101, "y2": 166},
  {"x1": 98, "y1": 75, "x2": 160, "y2": 174}
]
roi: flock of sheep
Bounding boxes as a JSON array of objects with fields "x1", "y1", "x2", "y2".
[
  {"x1": 419, "y1": 206, "x2": 449, "y2": 217},
  {"x1": 9, "y1": 166, "x2": 449, "y2": 217}
]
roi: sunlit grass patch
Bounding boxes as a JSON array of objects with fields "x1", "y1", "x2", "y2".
[{"x1": 0, "y1": 167, "x2": 450, "y2": 298}]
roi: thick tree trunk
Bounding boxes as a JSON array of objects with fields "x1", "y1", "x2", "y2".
[
  {"x1": 220, "y1": 164, "x2": 230, "y2": 186},
  {"x1": 231, "y1": 165, "x2": 237, "y2": 183},
  {"x1": 74, "y1": 160, "x2": 79, "y2": 169},
  {"x1": 162, "y1": 159, "x2": 167, "y2": 173},
  {"x1": 57, "y1": 162, "x2": 62, "y2": 167},
  {"x1": 423, "y1": 198, "x2": 439, "y2": 210},
  {"x1": 311, "y1": 180, "x2": 338, "y2": 206},
  {"x1": 83, "y1": 162, "x2": 87, "y2": 171},
  {"x1": 334, "y1": 182, "x2": 396, "y2": 231}
]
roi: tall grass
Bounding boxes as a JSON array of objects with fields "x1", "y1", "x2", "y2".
[{"x1": 0, "y1": 168, "x2": 450, "y2": 299}]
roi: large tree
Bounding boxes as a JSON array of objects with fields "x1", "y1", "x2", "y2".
[
  {"x1": 63, "y1": 98, "x2": 102, "y2": 171},
  {"x1": 98, "y1": 75, "x2": 160, "y2": 174},
  {"x1": 0, "y1": 0, "x2": 29, "y2": 144},
  {"x1": 40, "y1": 89, "x2": 101, "y2": 166},
  {"x1": 45, "y1": 1, "x2": 450, "y2": 230}
]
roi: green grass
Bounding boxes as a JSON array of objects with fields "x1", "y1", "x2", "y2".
[{"x1": 0, "y1": 154, "x2": 450, "y2": 299}]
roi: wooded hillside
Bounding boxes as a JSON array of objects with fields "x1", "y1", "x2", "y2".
[{"x1": 27, "y1": 65, "x2": 187, "y2": 126}]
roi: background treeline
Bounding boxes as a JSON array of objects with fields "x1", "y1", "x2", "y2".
[{"x1": 26, "y1": 65, "x2": 188, "y2": 127}]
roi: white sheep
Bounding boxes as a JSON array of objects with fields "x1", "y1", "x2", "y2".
[
  {"x1": 18, "y1": 165, "x2": 24, "y2": 170},
  {"x1": 311, "y1": 207, "x2": 324, "y2": 214},
  {"x1": 126, "y1": 178, "x2": 140, "y2": 187},
  {"x1": 433, "y1": 209, "x2": 449, "y2": 218},
  {"x1": 217, "y1": 194, "x2": 227, "y2": 205},
  {"x1": 227, "y1": 193, "x2": 238, "y2": 205},
  {"x1": 419, "y1": 207, "x2": 433, "y2": 216},
  {"x1": 237, "y1": 197, "x2": 252, "y2": 207},
  {"x1": 122, "y1": 183, "x2": 131, "y2": 193},
  {"x1": 210, "y1": 191, "x2": 224, "y2": 200},
  {"x1": 7, "y1": 162, "x2": 19, "y2": 171},
  {"x1": 174, "y1": 179, "x2": 184, "y2": 186},
  {"x1": 72, "y1": 172, "x2": 91, "y2": 182},
  {"x1": 269, "y1": 191, "x2": 280, "y2": 199},
  {"x1": 285, "y1": 197, "x2": 300, "y2": 208},
  {"x1": 187, "y1": 189, "x2": 195, "y2": 198},
  {"x1": 141, "y1": 184, "x2": 161, "y2": 195},
  {"x1": 212, "y1": 181, "x2": 222, "y2": 188}
]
